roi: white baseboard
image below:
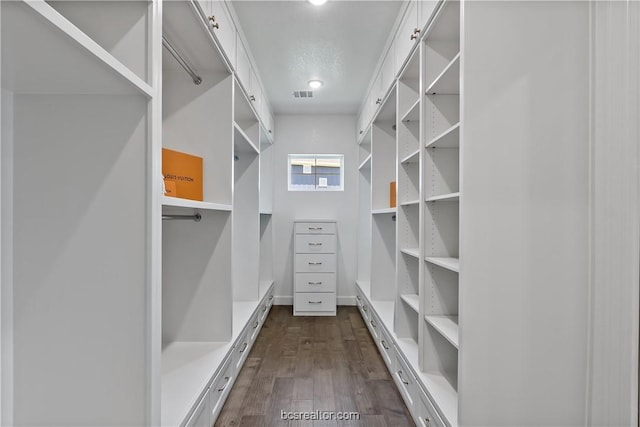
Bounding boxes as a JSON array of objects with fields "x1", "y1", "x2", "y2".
[{"x1": 273, "y1": 296, "x2": 356, "y2": 306}]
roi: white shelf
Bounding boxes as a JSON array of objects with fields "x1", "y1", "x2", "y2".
[
  {"x1": 425, "y1": 316, "x2": 459, "y2": 349},
  {"x1": 401, "y1": 148, "x2": 421, "y2": 165},
  {"x1": 233, "y1": 122, "x2": 259, "y2": 154},
  {"x1": 425, "y1": 53, "x2": 460, "y2": 95},
  {"x1": 400, "y1": 200, "x2": 420, "y2": 207},
  {"x1": 259, "y1": 211, "x2": 273, "y2": 215},
  {"x1": 359, "y1": 154, "x2": 372, "y2": 170},
  {"x1": 395, "y1": 337, "x2": 419, "y2": 368},
  {"x1": 371, "y1": 207, "x2": 397, "y2": 215},
  {"x1": 425, "y1": 257, "x2": 459, "y2": 273},
  {"x1": 401, "y1": 248, "x2": 420, "y2": 259},
  {"x1": 3, "y1": 1, "x2": 153, "y2": 96},
  {"x1": 162, "y1": 196, "x2": 233, "y2": 212},
  {"x1": 400, "y1": 294, "x2": 420, "y2": 313},
  {"x1": 426, "y1": 123, "x2": 460, "y2": 149},
  {"x1": 400, "y1": 98, "x2": 420, "y2": 122},
  {"x1": 419, "y1": 371, "x2": 459, "y2": 427},
  {"x1": 161, "y1": 341, "x2": 232, "y2": 427},
  {"x1": 426, "y1": 192, "x2": 460, "y2": 202}
]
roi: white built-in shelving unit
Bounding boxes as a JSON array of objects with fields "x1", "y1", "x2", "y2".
[{"x1": 1, "y1": 1, "x2": 276, "y2": 426}]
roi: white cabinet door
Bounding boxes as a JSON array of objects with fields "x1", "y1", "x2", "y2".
[
  {"x1": 248, "y1": 66, "x2": 262, "y2": 115},
  {"x1": 236, "y1": 36, "x2": 250, "y2": 91},
  {"x1": 395, "y1": 0, "x2": 418, "y2": 75},
  {"x1": 418, "y1": 0, "x2": 439, "y2": 33},
  {"x1": 209, "y1": 1, "x2": 236, "y2": 68},
  {"x1": 381, "y1": 44, "x2": 396, "y2": 95}
]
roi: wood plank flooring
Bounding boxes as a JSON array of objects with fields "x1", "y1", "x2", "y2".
[{"x1": 215, "y1": 306, "x2": 415, "y2": 427}]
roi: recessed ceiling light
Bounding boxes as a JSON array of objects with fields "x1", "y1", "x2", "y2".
[
  {"x1": 308, "y1": 0, "x2": 327, "y2": 6},
  {"x1": 308, "y1": 80, "x2": 323, "y2": 89}
]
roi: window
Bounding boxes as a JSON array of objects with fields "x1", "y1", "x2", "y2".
[{"x1": 288, "y1": 154, "x2": 344, "y2": 191}]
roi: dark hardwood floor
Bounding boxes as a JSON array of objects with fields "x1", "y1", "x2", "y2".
[{"x1": 215, "y1": 306, "x2": 415, "y2": 427}]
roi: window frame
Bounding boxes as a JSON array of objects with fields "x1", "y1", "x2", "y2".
[{"x1": 287, "y1": 153, "x2": 345, "y2": 192}]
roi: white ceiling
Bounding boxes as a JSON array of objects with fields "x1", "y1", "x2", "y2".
[{"x1": 231, "y1": 0, "x2": 403, "y2": 115}]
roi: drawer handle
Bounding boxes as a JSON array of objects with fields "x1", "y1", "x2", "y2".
[
  {"x1": 308, "y1": 281, "x2": 323, "y2": 285},
  {"x1": 363, "y1": 306, "x2": 368, "y2": 312},
  {"x1": 308, "y1": 301, "x2": 322, "y2": 304},
  {"x1": 308, "y1": 242, "x2": 323, "y2": 246},
  {"x1": 308, "y1": 227, "x2": 323, "y2": 230},
  {"x1": 218, "y1": 376, "x2": 230, "y2": 392},
  {"x1": 308, "y1": 262, "x2": 323, "y2": 265},
  {"x1": 239, "y1": 342, "x2": 248, "y2": 353},
  {"x1": 381, "y1": 340, "x2": 390, "y2": 350},
  {"x1": 370, "y1": 320, "x2": 377, "y2": 328},
  {"x1": 398, "y1": 370, "x2": 410, "y2": 385},
  {"x1": 262, "y1": 305, "x2": 267, "y2": 312},
  {"x1": 424, "y1": 417, "x2": 431, "y2": 427},
  {"x1": 356, "y1": 296, "x2": 361, "y2": 301},
  {"x1": 268, "y1": 296, "x2": 274, "y2": 301},
  {"x1": 253, "y1": 321, "x2": 259, "y2": 329}
]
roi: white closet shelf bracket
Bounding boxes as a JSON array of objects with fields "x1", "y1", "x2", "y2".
[{"x1": 162, "y1": 35, "x2": 202, "y2": 85}]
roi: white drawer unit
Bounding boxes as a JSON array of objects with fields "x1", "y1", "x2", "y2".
[
  {"x1": 295, "y1": 273, "x2": 336, "y2": 293},
  {"x1": 209, "y1": 354, "x2": 234, "y2": 422},
  {"x1": 294, "y1": 220, "x2": 337, "y2": 316},
  {"x1": 416, "y1": 385, "x2": 445, "y2": 427},
  {"x1": 294, "y1": 292, "x2": 337, "y2": 312},
  {"x1": 394, "y1": 348, "x2": 416, "y2": 411}
]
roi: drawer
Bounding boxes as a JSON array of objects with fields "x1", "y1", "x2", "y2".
[
  {"x1": 248, "y1": 310, "x2": 262, "y2": 343},
  {"x1": 295, "y1": 222, "x2": 336, "y2": 235},
  {"x1": 378, "y1": 326, "x2": 395, "y2": 370},
  {"x1": 367, "y1": 311, "x2": 380, "y2": 341},
  {"x1": 234, "y1": 328, "x2": 250, "y2": 372},
  {"x1": 259, "y1": 300, "x2": 269, "y2": 322},
  {"x1": 295, "y1": 273, "x2": 336, "y2": 292},
  {"x1": 295, "y1": 254, "x2": 336, "y2": 273},
  {"x1": 416, "y1": 385, "x2": 445, "y2": 427},
  {"x1": 209, "y1": 354, "x2": 234, "y2": 421},
  {"x1": 394, "y1": 349, "x2": 416, "y2": 410},
  {"x1": 266, "y1": 292, "x2": 274, "y2": 309},
  {"x1": 294, "y1": 292, "x2": 336, "y2": 312},
  {"x1": 295, "y1": 234, "x2": 336, "y2": 253}
]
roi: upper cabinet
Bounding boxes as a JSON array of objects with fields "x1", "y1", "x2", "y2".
[
  {"x1": 197, "y1": 0, "x2": 236, "y2": 68},
  {"x1": 195, "y1": 0, "x2": 275, "y2": 143},
  {"x1": 357, "y1": 0, "x2": 440, "y2": 140}
]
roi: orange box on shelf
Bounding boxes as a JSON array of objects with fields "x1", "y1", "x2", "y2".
[
  {"x1": 162, "y1": 148, "x2": 203, "y2": 201},
  {"x1": 390, "y1": 181, "x2": 396, "y2": 208}
]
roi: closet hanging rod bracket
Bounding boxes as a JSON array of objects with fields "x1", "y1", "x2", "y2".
[
  {"x1": 162, "y1": 35, "x2": 202, "y2": 85},
  {"x1": 162, "y1": 213, "x2": 202, "y2": 222}
]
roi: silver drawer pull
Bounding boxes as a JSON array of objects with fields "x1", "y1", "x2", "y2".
[
  {"x1": 308, "y1": 262, "x2": 323, "y2": 265},
  {"x1": 308, "y1": 281, "x2": 323, "y2": 285},
  {"x1": 363, "y1": 306, "x2": 368, "y2": 312},
  {"x1": 239, "y1": 342, "x2": 248, "y2": 353},
  {"x1": 217, "y1": 376, "x2": 230, "y2": 392},
  {"x1": 308, "y1": 242, "x2": 323, "y2": 246},
  {"x1": 424, "y1": 417, "x2": 431, "y2": 427},
  {"x1": 397, "y1": 370, "x2": 410, "y2": 385},
  {"x1": 381, "y1": 340, "x2": 390, "y2": 350},
  {"x1": 268, "y1": 296, "x2": 274, "y2": 301},
  {"x1": 356, "y1": 296, "x2": 362, "y2": 301},
  {"x1": 262, "y1": 305, "x2": 267, "y2": 312},
  {"x1": 308, "y1": 301, "x2": 322, "y2": 304},
  {"x1": 370, "y1": 320, "x2": 377, "y2": 328},
  {"x1": 308, "y1": 227, "x2": 323, "y2": 230},
  {"x1": 253, "y1": 321, "x2": 259, "y2": 329}
]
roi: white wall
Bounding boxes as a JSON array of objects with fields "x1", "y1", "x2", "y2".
[{"x1": 272, "y1": 115, "x2": 358, "y2": 304}]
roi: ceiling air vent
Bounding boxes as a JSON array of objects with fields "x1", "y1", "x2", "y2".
[{"x1": 293, "y1": 90, "x2": 314, "y2": 98}]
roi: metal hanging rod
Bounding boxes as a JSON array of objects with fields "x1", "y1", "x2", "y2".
[
  {"x1": 162, "y1": 35, "x2": 202, "y2": 85},
  {"x1": 162, "y1": 213, "x2": 202, "y2": 222}
]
